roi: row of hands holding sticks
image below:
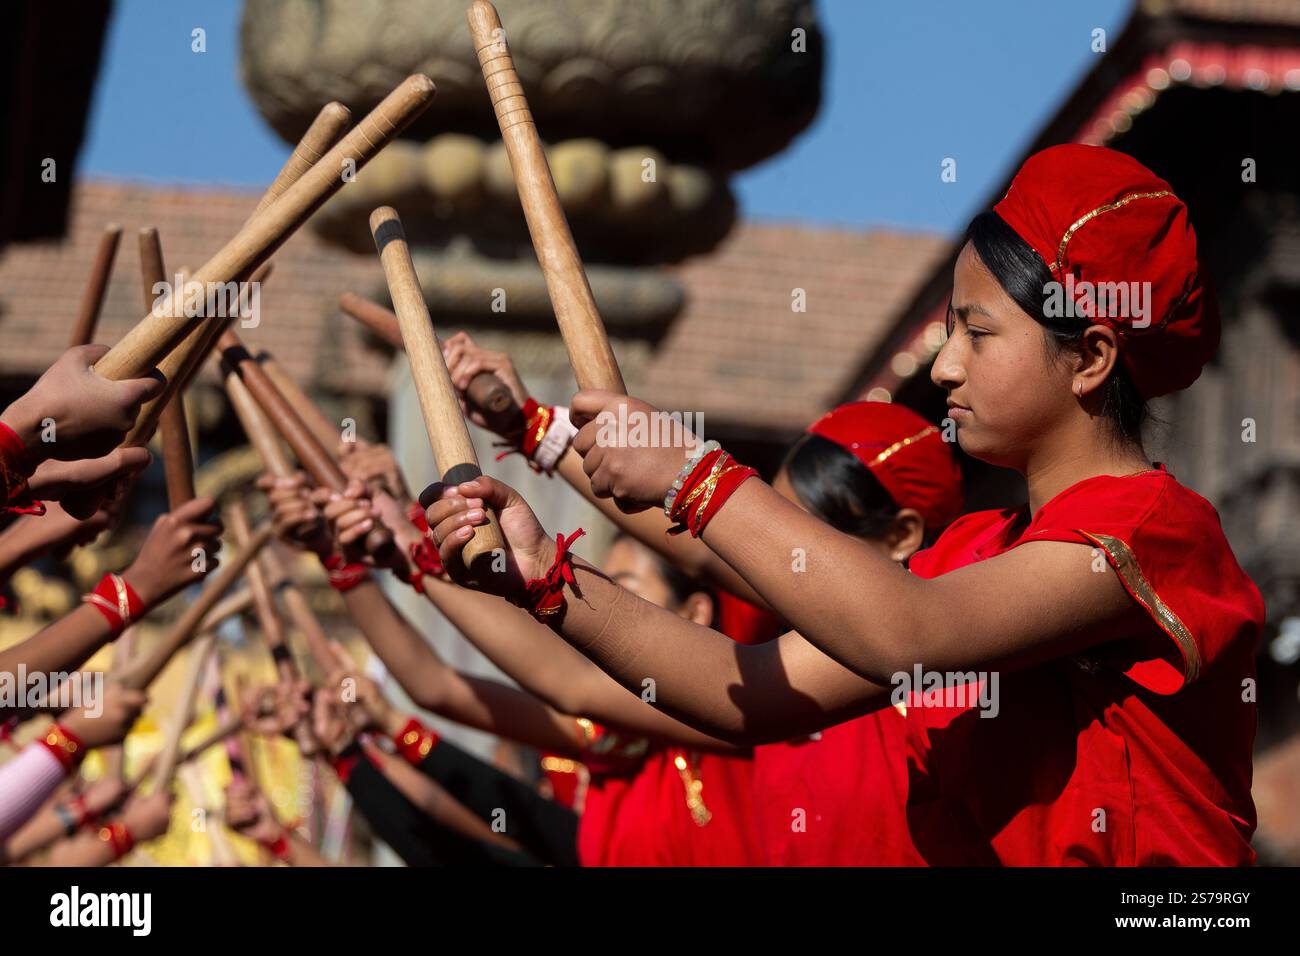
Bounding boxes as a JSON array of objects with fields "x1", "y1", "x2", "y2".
[{"x1": 0, "y1": 0, "x2": 753, "y2": 864}]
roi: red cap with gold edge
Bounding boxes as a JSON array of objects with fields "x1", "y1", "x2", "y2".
[
  {"x1": 806, "y1": 401, "x2": 963, "y2": 531},
  {"x1": 992, "y1": 144, "x2": 1219, "y2": 399}
]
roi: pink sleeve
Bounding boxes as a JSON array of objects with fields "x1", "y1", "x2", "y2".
[{"x1": 0, "y1": 741, "x2": 69, "y2": 838}]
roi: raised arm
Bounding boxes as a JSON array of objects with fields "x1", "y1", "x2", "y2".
[
  {"x1": 441, "y1": 331, "x2": 766, "y2": 606},
  {"x1": 0, "y1": 497, "x2": 223, "y2": 684}
]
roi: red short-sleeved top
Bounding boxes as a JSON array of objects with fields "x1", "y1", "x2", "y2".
[{"x1": 904, "y1": 465, "x2": 1264, "y2": 866}]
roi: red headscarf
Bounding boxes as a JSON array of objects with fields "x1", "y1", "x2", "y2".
[
  {"x1": 993, "y1": 144, "x2": 1218, "y2": 399},
  {"x1": 806, "y1": 401, "x2": 962, "y2": 531}
]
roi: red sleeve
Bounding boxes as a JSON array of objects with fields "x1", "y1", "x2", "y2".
[{"x1": 1013, "y1": 471, "x2": 1264, "y2": 694}]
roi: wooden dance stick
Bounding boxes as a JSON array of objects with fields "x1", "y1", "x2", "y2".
[
  {"x1": 246, "y1": 102, "x2": 352, "y2": 225},
  {"x1": 466, "y1": 2, "x2": 623, "y2": 393},
  {"x1": 69, "y1": 225, "x2": 122, "y2": 347},
  {"x1": 137, "y1": 227, "x2": 197, "y2": 508},
  {"x1": 148, "y1": 631, "x2": 219, "y2": 789},
  {"x1": 218, "y1": 333, "x2": 396, "y2": 561},
  {"x1": 258, "y1": 354, "x2": 339, "y2": 453},
  {"x1": 371, "y1": 206, "x2": 504, "y2": 570},
  {"x1": 92, "y1": 76, "x2": 435, "y2": 382},
  {"x1": 338, "y1": 291, "x2": 523, "y2": 435}
]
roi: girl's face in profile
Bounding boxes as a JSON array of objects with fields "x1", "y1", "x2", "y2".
[{"x1": 930, "y1": 242, "x2": 1076, "y2": 471}]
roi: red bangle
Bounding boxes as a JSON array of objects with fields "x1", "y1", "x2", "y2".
[
  {"x1": 38, "y1": 723, "x2": 86, "y2": 771},
  {"x1": 97, "y1": 821, "x2": 134, "y2": 859},
  {"x1": 667, "y1": 449, "x2": 757, "y2": 538},
  {"x1": 322, "y1": 554, "x2": 368, "y2": 592},
  {"x1": 80, "y1": 573, "x2": 145, "y2": 634},
  {"x1": 392, "y1": 717, "x2": 439, "y2": 767},
  {"x1": 509, "y1": 528, "x2": 586, "y2": 625}
]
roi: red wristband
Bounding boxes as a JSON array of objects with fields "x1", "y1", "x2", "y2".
[
  {"x1": 81, "y1": 573, "x2": 145, "y2": 634},
  {"x1": 392, "y1": 717, "x2": 439, "y2": 766},
  {"x1": 667, "y1": 449, "x2": 757, "y2": 538},
  {"x1": 322, "y1": 554, "x2": 368, "y2": 592},
  {"x1": 68, "y1": 792, "x2": 99, "y2": 830},
  {"x1": 39, "y1": 723, "x2": 86, "y2": 771},
  {"x1": 97, "y1": 821, "x2": 134, "y2": 859},
  {"x1": 508, "y1": 528, "x2": 586, "y2": 625},
  {"x1": 493, "y1": 398, "x2": 575, "y2": 475}
]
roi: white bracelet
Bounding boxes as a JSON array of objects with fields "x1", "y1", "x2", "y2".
[
  {"x1": 533, "y1": 406, "x2": 577, "y2": 474},
  {"x1": 664, "y1": 440, "x2": 719, "y2": 517}
]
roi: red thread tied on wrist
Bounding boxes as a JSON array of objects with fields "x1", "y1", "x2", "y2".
[
  {"x1": 81, "y1": 573, "x2": 144, "y2": 635},
  {"x1": 509, "y1": 528, "x2": 586, "y2": 625},
  {"x1": 322, "y1": 554, "x2": 368, "y2": 593},
  {"x1": 667, "y1": 449, "x2": 757, "y2": 538},
  {"x1": 405, "y1": 502, "x2": 444, "y2": 591},
  {"x1": 0, "y1": 421, "x2": 43, "y2": 515}
]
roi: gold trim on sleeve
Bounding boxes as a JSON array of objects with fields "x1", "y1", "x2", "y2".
[
  {"x1": 1079, "y1": 530, "x2": 1200, "y2": 684},
  {"x1": 1054, "y1": 191, "x2": 1173, "y2": 275}
]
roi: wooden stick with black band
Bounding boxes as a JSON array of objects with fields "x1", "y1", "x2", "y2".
[
  {"x1": 338, "y1": 291, "x2": 524, "y2": 436},
  {"x1": 371, "y1": 206, "x2": 505, "y2": 572},
  {"x1": 466, "y1": 2, "x2": 624, "y2": 394},
  {"x1": 92, "y1": 76, "x2": 435, "y2": 383},
  {"x1": 137, "y1": 227, "x2": 197, "y2": 508},
  {"x1": 69, "y1": 225, "x2": 122, "y2": 347},
  {"x1": 218, "y1": 332, "x2": 398, "y2": 563}
]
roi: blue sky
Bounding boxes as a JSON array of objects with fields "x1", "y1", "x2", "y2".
[{"x1": 79, "y1": 0, "x2": 1133, "y2": 236}]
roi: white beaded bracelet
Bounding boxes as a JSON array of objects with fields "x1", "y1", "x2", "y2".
[{"x1": 664, "y1": 440, "x2": 720, "y2": 518}]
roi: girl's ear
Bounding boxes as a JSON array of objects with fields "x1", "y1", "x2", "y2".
[
  {"x1": 682, "y1": 591, "x2": 715, "y2": 627},
  {"x1": 886, "y1": 509, "x2": 926, "y2": 563},
  {"x1": 1076, "y1": 324, "x2": 1123, "y2": 393}
]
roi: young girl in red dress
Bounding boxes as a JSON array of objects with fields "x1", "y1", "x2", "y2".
[{"x1": 428, "y1": 144, "x2": 1264, "y2": 866}]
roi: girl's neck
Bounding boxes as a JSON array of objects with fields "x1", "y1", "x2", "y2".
[{"x1": 1023, "y1": 426, "x2": 1151, "y2": 515}]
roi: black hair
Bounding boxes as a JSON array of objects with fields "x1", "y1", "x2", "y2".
[
  {"x1": 964, "y1": 210, "x2": 1149, "y2": 445},
  {"x1": 781, "y1": 433, "x2": 907, "y2": 542}
]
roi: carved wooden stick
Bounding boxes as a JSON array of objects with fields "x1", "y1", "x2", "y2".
[
  {"x1": 69, "y1": 225, "x2": 122, "y2": 347},
  {"x1": 371, "y1": 206, "x2": 505, "y2": 570},
  {"x1": 246, "y1": 102, "x2": 352, "y2": 224},
  {"x1": 466, "y1": 2, "x2": 623, "y2": 393},
  {"x1": 93, "y1": 76, "x2": 435, "y2": 382},
  {"x1": 338, "y1": 291, "x2": 523, "y2": 435},
  {"x1": 113, "y1": 527, "x2": 273, "y2": 691}
]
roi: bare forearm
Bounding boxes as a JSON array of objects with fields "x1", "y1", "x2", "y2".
[
  {"x1": 284, "y1": 831, "x2": 330, "y2": 866},
  {"x1": 556, "y1": 449, "x2": 766, "y2": 607},
  {"x1": 0, "y1": 605, "x2": 115, "y2": 684},
  {"x1": 542, "y1": 559, "x2": 888, "y2": 745},
  {"x1": 344, "y1": 578, "x2": 582, "y2": 755},
  {"x1": 699, "y1": 478, "x2": 927, "y2": 679},
  {"x1": 422, "y1": 576, "x2": 738, "y2": 752}
]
